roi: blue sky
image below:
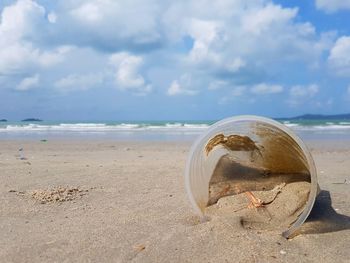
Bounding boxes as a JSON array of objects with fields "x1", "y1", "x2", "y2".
[{"x1": 1, "y1": 0, "x2": 350, "y2": 121}]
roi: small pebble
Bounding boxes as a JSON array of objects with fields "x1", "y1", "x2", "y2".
[{"x1": 280, "y1": 250, "x2": 287, "y2": 255}]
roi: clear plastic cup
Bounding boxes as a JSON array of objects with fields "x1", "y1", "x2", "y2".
[{"x1": 185, "y1": 115, "x2": 318, "y2": 238}]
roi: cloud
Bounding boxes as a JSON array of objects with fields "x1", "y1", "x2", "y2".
[
  {"x1": 66, "y1": 0, "x2": 161, "y2": 51},
  {"x1": 109, "y1": 52, "x2": 152, "y2": 95},
  {"x1": 218, "y1": 86, "x2": 251, "y2": 105},
  {"x1": 250, "y1": 83, "x2": 283, "y2": 94},
  {"x1": 0, "y1": 0, "x2": 71, "y2": 76},
  {"x1": 288, "y1": 84, "x2": 319, "y2": 106},
  {"x1": 315, "y1": 0, "x2": 350, "y2": 13},
  {"x1": 167, "y1": 74, "x2": 197, "y2": 96},
  {"x1": 290, "y1": 84, "x2": 319, "y2": 97},
  {"x1": 16, "y1": 74, "x2": 39, "y2": 91},
  {"x1": 226, "y1": 58, "x2": 246, "y2": 73},
  {"x1": 163, "y1": 0, "x2": 330, "y2": 83},
  {"x1": 54, "y1": 73, "x2": 104, "y2": 91},
  {"x1": 0, "y1": 0, "x2": 339, "y2": 100},
  {"x1": 241, "y1": 4, "x2": 298, "y2": 35},
  {"x1": 47, "y1": 12, "x2": 57, "y2": 23},
  {"x1": 187, "y1": 19, "x2": 222, "y2": 65},
  {"x1": 70, "y1": 3, "x2": 103, "y2": 23},
  {"x1": 328, "y1": 36, "x2": 350, "y2": 77}
]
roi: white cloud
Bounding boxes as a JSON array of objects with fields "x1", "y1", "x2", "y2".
[
  {"x1": 250, "y1": 83, "x2": 283, "y2": 94},
  {"x1": 226, "y1": 58, "x2": 246, "y2": 73},
  {"x1": 187, "y1": 19, "x2": 222, "y2": 65},
  {"x1": 242, "y1": 4, "x2": 298, "y2": 35},
  {"x1": 218, "y1": 86, "x2": 249, "y2": 105},
  {"x1": 109, "y1": 52, "x2": 152, "y2": 95},
  {"x1": 315, "y1": 0, "x2": 350, "y2": 13},
  {"x1": 218, "y1": 83, "x2": 283, "y2": 105},
  {"x1": 0, "y1": 0, "x2": 339, "y2": 98},
  {"x1": 70, "y1": 3, "x2": 102, "y2": 23},
  {"x1": 54, "y1": 73, "x2": 104, "y2": 91},
  {"x1": 16, "y1": 74, "x2": 39, "y2": 91},
  {"x1": 68, "y1": 0, "x2": 161, "y2": 48},
  {"x1": 167, "y1": 81, "x2": 183, "y2": 95},
  {"x1": 288, "y1": 84, "x2": 319, "y2": 106},
  {"x1": 290, "y1": 84, "x2": 319, "y2": 97},
  {"x1": 47, "y1": 12, "x2": 57, "y2": 23},
  {"x1": 328, "y1": 36, "x2": 350, "y2": 77},
  {"x1": 162, "y1": 0, "x2": 330, "y2": 80},
  {"x1": 38, "y1": 46, "x2": 73, "y2": 67},
  {"x1": 0, "y1": 0, "x2": 44, "y2": 40},
  {"x1": 0, "y1": 0, "x2": 70, "y2": 76},
  {"x1": 167, "y1": 74, "x2": 197, "y2": 96}
]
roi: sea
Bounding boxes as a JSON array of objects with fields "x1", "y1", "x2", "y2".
[{"x1": 1, "y1": 119, "x2": 350, "y2": 141}]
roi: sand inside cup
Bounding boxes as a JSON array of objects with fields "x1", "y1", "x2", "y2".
[
  {"x1": 203, "y1": 130, "x2": 312, "y2": 232},
  {"x1": 206, "y1": 180, "x2": 310, "y2": 231}
]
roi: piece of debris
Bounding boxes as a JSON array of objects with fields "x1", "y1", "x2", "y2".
[
  {"x1": 8, "y1": 189, "x2": 16, "y2": 193},
  {"x1": 134, "y1": 244, "x2": 146, "y2": 252},
  {"x1": 280, "y1": 250, "x2": 287, "y2": 255},
  {"x1": 18, "y1": 148, "x2": 27, "y2": 160},
  {"x1": 332, "y1": 179, "x2": 349, "y2": 185}
]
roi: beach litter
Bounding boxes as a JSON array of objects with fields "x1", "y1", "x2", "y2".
[
  {"x1": 134, "y1": 244, "x2": 146, "y2": 252},
  {"x1": 332, "y1": 179, "x2": 349, "y2": 185},
  {"x1": 18, "y1": 148, "x2": 27, "y2": 160},
  {"x1": 185, "y1": 115, "x2": 318, "y2": 238}
]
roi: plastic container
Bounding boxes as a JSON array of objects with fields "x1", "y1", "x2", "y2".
[{"x1": 185, "y1": 115, "x2": 318, "y2": 238}]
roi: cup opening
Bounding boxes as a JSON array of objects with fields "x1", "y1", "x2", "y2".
[{"x1": 185, "y1": 116, "x2": 317, "y2": 237}]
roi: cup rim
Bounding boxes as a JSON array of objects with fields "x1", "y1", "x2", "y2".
[{"x1": 184, "y1": 115, "x2": 318, "y2": 238}]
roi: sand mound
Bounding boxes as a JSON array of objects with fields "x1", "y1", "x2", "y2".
[
  {"x1": 30, "y1": 186, "x2": 88, "y2": 204},
  {"x1": 206, "y1": 181, "x2": 310, "y2": 231}
]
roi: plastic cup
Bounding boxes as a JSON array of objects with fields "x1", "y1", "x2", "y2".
[{"x1": 185, "y1": 115, "x2": 318, "y2": 238}]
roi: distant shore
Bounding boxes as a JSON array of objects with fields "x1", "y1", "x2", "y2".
[{"x1": 1, "y1": 119, "x2": 350, "y2": 142}]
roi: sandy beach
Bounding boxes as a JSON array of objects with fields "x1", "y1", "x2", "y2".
[{"x1": 0, "y1": 139, "x2": 349, "y2": 262}]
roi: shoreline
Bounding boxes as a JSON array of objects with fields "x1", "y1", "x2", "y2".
[{"x1": 1, "y1": 134, "x2": 350, "y2": 151}]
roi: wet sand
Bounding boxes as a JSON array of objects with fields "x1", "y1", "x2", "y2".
[{"x1": 0, "y1": 139, "x2": 349, "y2": 262}]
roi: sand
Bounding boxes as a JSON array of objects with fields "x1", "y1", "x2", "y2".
[
  {"x1": 206, "y1": 181, "x2": 311, "y2": 232},
  {"x1": 0, "y1": 139, "x2": 350, "y2": 262}
]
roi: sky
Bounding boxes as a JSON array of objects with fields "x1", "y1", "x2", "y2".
[{"x1": 1, "y1": 0, "x2": 350, "y2": 121}]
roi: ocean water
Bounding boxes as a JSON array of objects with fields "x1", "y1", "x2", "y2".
[{"x1": 0, "y1": 119, "x2": 350, "y2": 141}]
